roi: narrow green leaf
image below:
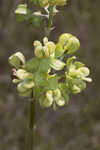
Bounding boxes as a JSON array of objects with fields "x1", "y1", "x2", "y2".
[
  {"x1": 25, "y1": 58, "x2": 40, "y2": 73},
  {"x1": 47, "y1": 75, "x2": 59, "y2": 90},
  {"x1": 34, "y1": 72, "x2": 48, "y2": 87},
  {"x1": 38, "y1": 58, "x2": 50, "y2": 73}
]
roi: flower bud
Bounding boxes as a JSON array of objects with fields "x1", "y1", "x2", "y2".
[
  {"x1": 55, "y1": 97, "x2": 65, "y2": 106},
  {"x1": 45, "y1": 42, "x2": 56, "y2": 54},
  {"x1": 15, "y1": 4, "x2": 27, "y2": 15},
  {"x1": 72, "y1": 85, "x2": 81, "y2": 94},
  {"x1": 33, "y1": 40, "x2": 42, "y2": 47},
  {"x1": 39, "y1": 0, "x2": 49, "y2": 7},
  {"x1": 34, "y1": 46, "x2": 43, "y2": 58},
  {"x1": 40, "y1": 98, "x2": 52, "y2": 108},
  {"x1": 16, "y1": 69, "x2": 33, "y2": 80},
  {"x1": 58, "y1": 33, "x2": 72, "y2": 48},
  {"x1": 71, "y1": 79, "x2": 86, "y2": 94},
  {"x1": 69, "y1": 66, "x2": 83, "y2": 78},
  {"x1": 43, "y1": 42, "x2": 56, "y2": 57},
  {"x1": 9, "y1": 52, "x2": 25, "y2": 69},
  {"x1": 65, "y1": 36, "x2": 80, "y2": 54},
  {"x1": 17, "y1": 80, "x2": 34, "y2": 93},
  {"x1": 78, "y1": 67, "x2": 90, "y2": 77},
  {"x1": 43, "y1": 46, "x2": 49, "y2": 57},
  {"x1": 23, "y1": 80, "x2": 35, "y2": 89},
  {"x1": 17, "y1": 82, "x2": 27, "y2": 93},
  {"x1": 82, "y1": 77, "x2": 92, "y2": 82},
  {"x1": 12, "y1": 79, "x2": 20, "y2": 84},
  {"x1": 40, "y1": 90, "x2": 54, "y2": 108},
  {"x1": 44, "y1": 98, "x2": 53, "y2": 107},
  {"x1": 46, "y1": 90, "x2": 53, "y2": 102},
  {"x1": 43, "y1": 37, "x2": 48, "y2": 45},
  {"x1": 54, "y1": 88, "x2": 61, "y2": 98}
]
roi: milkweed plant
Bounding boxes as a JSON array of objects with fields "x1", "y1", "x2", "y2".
[{"x1": 8, "y1": 0, "x2": 92, "y2": 149}]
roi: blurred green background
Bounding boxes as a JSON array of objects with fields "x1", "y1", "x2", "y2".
[{"x1": 0, "y1": 0, "x2": 100, "y2": 150}]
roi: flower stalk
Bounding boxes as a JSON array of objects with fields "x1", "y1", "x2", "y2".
[
  {"x1": 46, "y1": 6, "x2": 54, "y2": 38},
  {"x1": 29, "y1": 90, "x2": 35, "y2": 150}
]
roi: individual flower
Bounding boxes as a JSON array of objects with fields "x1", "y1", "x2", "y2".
[{"x1": 58, "y1": 33, "x2": 80, "y2": 54}]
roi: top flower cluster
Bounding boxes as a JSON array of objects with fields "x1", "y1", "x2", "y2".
[{"x1": 39, "y1": 0, "x2": 67, "y2": 7}]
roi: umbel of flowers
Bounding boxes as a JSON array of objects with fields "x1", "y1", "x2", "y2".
[{"x1": 9, "y1": 33, "x2": 92, "y2": 110}]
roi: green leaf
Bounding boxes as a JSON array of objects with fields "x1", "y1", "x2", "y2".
[
  {"x1": 15, "y1": 4, "x2": 27, "y2": 15},
  {"x1": 25, "y1": 58, "x2": 40, "y2": 73},
  {"x1": 55, "y1": 43, "x2": 64, "y2": 58},
  {"x1": 34, "y1": 72, "x2": 48, "y2": 87},
  {"x1": 30, "y1": 16, "x2": 43, "y2": 28},
  {"x1": 47, "y1": 74, "x2": 59, "y2": 90},
  {"x1": 38, "y1": 58, "x2": 50, "y2": 73},
  {"x1": 33, "y1": 86, "x2": 45, "y2": 99},
  {"x1": 50, "y1": 58, "x2": 65, "y2": 70},
  {"x1": 8, "y1": 52, "x2": 25, "y2": 69}
]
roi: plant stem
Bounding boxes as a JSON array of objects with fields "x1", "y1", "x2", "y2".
[
  {"x1": 29, "y1": 91, "x2": 35, "y2": 150},
  {"x1": 46, "y1": 6, "x2": 54, "y2": 38}
]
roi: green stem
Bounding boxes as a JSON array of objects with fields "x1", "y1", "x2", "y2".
[
  {"x1": 46, "y1": 6, "x2": 54, "y2": 38},
  {"x1": 29, "y1": 91, "x2": 35, "y2": 150}
]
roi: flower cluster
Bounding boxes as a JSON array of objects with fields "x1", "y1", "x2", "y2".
[
  {"x1": 34, "y1": 33, "x2": 80, "y2": 59},
  {"x1": 34, "y1": 37, "x2": 56, "y2": 58},
  {"x1": 9, "y1": 52, "x2": 35, "y2": 97},
  {"x1": 9, "y1": 33, "x2": 92, "y2": 109},
  {"x1": 65, "y1": 56, "x2": 92, "y2": 94},
  {"x1": 40, "y1": 89, "x2": 66, "y2": 108},
  {"x1": 39, "y1": 0, "x2": 67, "y2": 8}
]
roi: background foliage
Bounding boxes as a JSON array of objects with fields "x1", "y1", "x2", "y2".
[{"x1": 0, "y1": 0, "x2": 100, "y2": 150}]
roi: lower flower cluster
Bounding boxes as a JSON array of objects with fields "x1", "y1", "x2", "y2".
[{"x1": 40, "y1": 89, "x2": 66, "y2": 109}]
